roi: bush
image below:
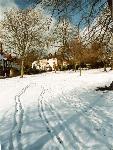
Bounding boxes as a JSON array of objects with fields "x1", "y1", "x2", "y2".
[
  {"x1": 60, "y1": 66, "x2": 68, "y2": 71},
  {"x1": 11, "y1": 68, "x2": 20, "y2": 77},
  {"x1": 67, "y1": 64, "x2": 74, "y2": 70},
  {"x1": 26, "y1": 68, "x2": 46, "y2": 75}
]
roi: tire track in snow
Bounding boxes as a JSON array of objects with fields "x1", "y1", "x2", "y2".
[
  {"x1": 43, "y1": 98, "x2": 85, "y2": 149},
  {"x1": 46, "y1": 88, "x2": 89, "y2": 149},
  {"x1": 37, "y1": 88, "x2": 65, "y2": 150},
  {"x1": 8, "y1": 85, "x2": 30, "y2": 150}
]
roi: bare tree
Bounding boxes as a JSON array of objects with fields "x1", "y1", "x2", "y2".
[
  {"x1": 34, "y1": 0, "x2": 113, "y2": 73},
  {"x1": 1, "y1": 8, "x2": 51, "y2": 77}
]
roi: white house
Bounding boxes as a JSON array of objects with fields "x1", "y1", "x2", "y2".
[
  {"x1": 32, "y1": 58, "x2": 58, "y2": 71},
  {"x1": 39, "y1": 59, "x2": 48, "y2": 70},
  {"x1": 47, "y1": 58, "x2": 57, "y2": 70},
  {"x1": 32, "y1": 61, "x2": 40, "y2": 70}
]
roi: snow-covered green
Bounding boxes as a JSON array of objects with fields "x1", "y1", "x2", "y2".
[{"x1": 0, "y1": 69, "x2": 113, "y2": 150}]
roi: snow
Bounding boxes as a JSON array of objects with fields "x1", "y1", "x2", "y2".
[{"x1": 0, "y1": 69, "x2": 113, "y2": 150}]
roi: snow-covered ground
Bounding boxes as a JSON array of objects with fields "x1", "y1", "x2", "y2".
[{"x1": 0, "y1": 69, "x2": 113, "y2": 150}]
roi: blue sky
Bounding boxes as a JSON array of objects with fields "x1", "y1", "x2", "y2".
[
  {"x1": 14, "y1": 0, "x2": 38, "y2": 9},
  {"x1": 0, "y1": 0, "x2": 38, "y2": 9},
  {"x1": 0, "y1": 0, "x2": 107, "y2": 27},
  {"x1": 0, "y1": 0, "x2": 38, "y2": 20}
]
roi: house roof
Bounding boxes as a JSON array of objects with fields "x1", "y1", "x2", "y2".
[{"x1": 0, "y1": 52, "x2": 15, "y2": 61}]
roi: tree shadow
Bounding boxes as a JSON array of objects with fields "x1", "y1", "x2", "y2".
[{"x1": 24, "y1": 89, "x2": 113, "y2": 149}]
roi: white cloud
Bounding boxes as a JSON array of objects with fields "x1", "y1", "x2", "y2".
[{"x1": 0, "y1": 0, "x2": 18, "y2": 20}]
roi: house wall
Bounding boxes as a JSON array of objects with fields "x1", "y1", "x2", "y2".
[
  {"x1": 32, "y1": 61, "x2": 40, "y2": 69},
  {"x1": 0, "y1": 54, "x2": 3, "y2": 61},
  {"x1": 32, "y1": 57, "x2": 70, "y2": 71},
  {"x1": 47, "y1": 58, "x2": 57, "y2": 70},
  {"x1": 32, "y1": 58, "x2": 58, "y2": 71},
  {"x1": 39, "y1": 59, "x2": 48, "y2": 70}
]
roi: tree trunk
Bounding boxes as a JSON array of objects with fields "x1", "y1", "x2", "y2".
[
  {"x1": 74, "y1": 63, "x2": 76, "y2": 72},
  {"x1": 20, "y1": 59, "x2": 24, "y2": 78},
  {"x1": 104, "y1": 63, "x2": 107, "y2": 72},
  {"x1": 110, "y1": 61, "x2": 113, "y2": 70},
  {"x1": 80, "y1": 65, "x2": 82, "y2": 76},
  {"x1": 10, "y1": 68, "x2": 14, "y2": 77},
  {"x1": 60, "y1": 61, "x2": 63, "y2": 71}
]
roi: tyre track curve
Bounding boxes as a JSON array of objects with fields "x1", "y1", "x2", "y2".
[
  {"x1": 37, "y1": 88, "x2": 66, "y2": 150},
  {"x1": 8, "y1": 85, "x2": 30, "y2": 150}
]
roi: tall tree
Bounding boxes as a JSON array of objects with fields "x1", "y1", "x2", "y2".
[{"x1": 1, "y1": 8, "x2": 51, "y2": 77}]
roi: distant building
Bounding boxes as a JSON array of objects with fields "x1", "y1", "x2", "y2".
[
  {"x1": 47, "y1": 58, "x2": 57, "y2": 70},
  {"x1": 39, "y1": 59, "x2": 48, "y2": 70},
  {"x1": 32, "y1": 61, "x2": 40, "y2": 70},
  {"x1": 32, "y1": 57, "x2": 58, "y2": 71},
  {"x1": 32, "y1": 56, "x2": 70, "y2": 71},
  {"x1": 0, "y1": 42, "x2": 16, "y2": 77}
]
